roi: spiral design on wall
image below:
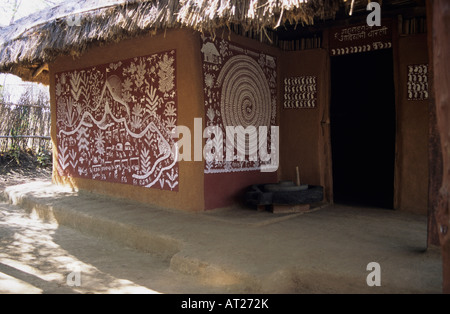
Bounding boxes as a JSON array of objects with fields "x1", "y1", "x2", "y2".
[
  {"x1": 217, "y1": 55, "x2": 272, "y2": 155},
  {"x1": 217, "y1": 55, "x2": 271, "y2": 128}
]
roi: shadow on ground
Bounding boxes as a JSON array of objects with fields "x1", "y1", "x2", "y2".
[{"x1": 0, "y1": 169, "x2": 444, "y2": 294}]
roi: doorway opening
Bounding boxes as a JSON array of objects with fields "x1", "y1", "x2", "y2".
[{"x1": 330, "y1": 49, "x2": 396, "y2": 209}]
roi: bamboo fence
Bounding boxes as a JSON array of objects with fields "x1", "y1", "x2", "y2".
[{"x1": 0, "y1": 102, "x2": 51, "y2": 152}]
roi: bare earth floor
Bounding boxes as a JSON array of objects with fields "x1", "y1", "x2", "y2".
[
  {"x1": 0, "y1": 166, "x2": 229, "y2": 293},
  {"x1": 0, "y1": 201, "x2": 230, "y2": 294},
  {"x1": 0, "y1": 163, "x2": 443, "y2": 294}
]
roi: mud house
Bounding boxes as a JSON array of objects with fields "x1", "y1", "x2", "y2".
[{"x1": 0, "y1": 0, "x2": 449, "y2": 290}]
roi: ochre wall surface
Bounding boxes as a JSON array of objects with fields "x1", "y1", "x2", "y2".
[
  {"x1": 49, "y1": 26, "x2": 429, "y2": 214},
  {"x1": 278, "y1": 49, "x2": 331, "y2": 201},
  {"x1": 277, "y1": 31, "x2": 429, "y2": 214},
  {"x1": 395, "y1": 33, "x2": 429, "y2": 214},
  {"x1": 50, "y1": 29, "x2": 205, "y2": 211}
]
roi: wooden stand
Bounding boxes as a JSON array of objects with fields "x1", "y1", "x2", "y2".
[{"x1": 270, "y1": 203, "x2": 310, "y2": 214}]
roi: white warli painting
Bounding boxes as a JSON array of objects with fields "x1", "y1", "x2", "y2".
[
  {"x1": 55, "y1": 50, "x2": 179, "y2": 191},
  {"x1": 200, "y1": 35, "x2": 277, "y2": 173},
  {"x1": 283, "y1": 76, "x2": 317, "y2": 108},
  {"x1": 407, "y1": 64, "x2": 429, "y2": 101}
]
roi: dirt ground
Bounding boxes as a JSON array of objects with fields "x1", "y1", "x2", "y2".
[
  {"x1": 0, "y1": 157, "x2": 227, "y2": 294},
  {"x1": 0, "y1": 152, "x2": 52, "y2": 192},
  {"x1": 0, "y1": 154, "x2": 443, "y2": 294}
]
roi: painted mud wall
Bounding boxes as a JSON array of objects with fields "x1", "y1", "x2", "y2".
[
  {"x1": 277, "y1": 22, "x2": 429, "y2": 214},
  {"x1": 278, "y1": 49, "x2": 331, "y2": 202},
  {"x1": 54, "y1": 50, "x2": 179, "y2": 191},
  {"x1": 50, "y1": 29, "x2": 205, "y2": 211},
  {"x1": 394, "y1": 33, "x2": 429, "y2": 214},
  {"x1": 202, "y1": 32, "x2": 280, "y2": 210},
  {"x1": 50, "y1": 28, "x2": 280, "y2": 211},
  {"x1": 48, "y1": 23, "x2": 428, "y2": 214}
]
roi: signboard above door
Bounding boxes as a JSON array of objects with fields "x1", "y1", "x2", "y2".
[{"x1": 329, "y1": 19, "x2": 393, "y2": 56}]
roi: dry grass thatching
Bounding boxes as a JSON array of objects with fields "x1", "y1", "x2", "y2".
[{"x1": 0, "y1": 0, "x2": 346, "y2": 84}]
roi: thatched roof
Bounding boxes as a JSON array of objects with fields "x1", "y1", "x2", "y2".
[{"x1": 0, "y1": 0, "x2": 345, "y2": 84}]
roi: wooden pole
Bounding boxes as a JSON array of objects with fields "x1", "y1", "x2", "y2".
[
  {"x1": 296, "y1": 166, "x2": 300, "y2": 186},
  {"x1": 431, "y1": 0, "x2": 450, "y2": 294},
  {"x1": 427, "y1": 0, "x2": 442, "y2": 248}
]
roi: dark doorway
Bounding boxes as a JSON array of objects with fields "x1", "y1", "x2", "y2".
[{"x1": 330, "y1": 49, "x2": 396, "y2": 209}]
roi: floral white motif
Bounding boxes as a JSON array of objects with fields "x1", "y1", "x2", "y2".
[
  {"x1": 158, "y1": 54, "x2": 175, "y2": 93},
  {"x1": 55, "y1": 50, "x2": 178, "y2": 190}
]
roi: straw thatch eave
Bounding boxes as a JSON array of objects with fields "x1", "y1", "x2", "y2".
[{"x1": 0, "y1": 0, "x2": 344, "y2": 84}]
